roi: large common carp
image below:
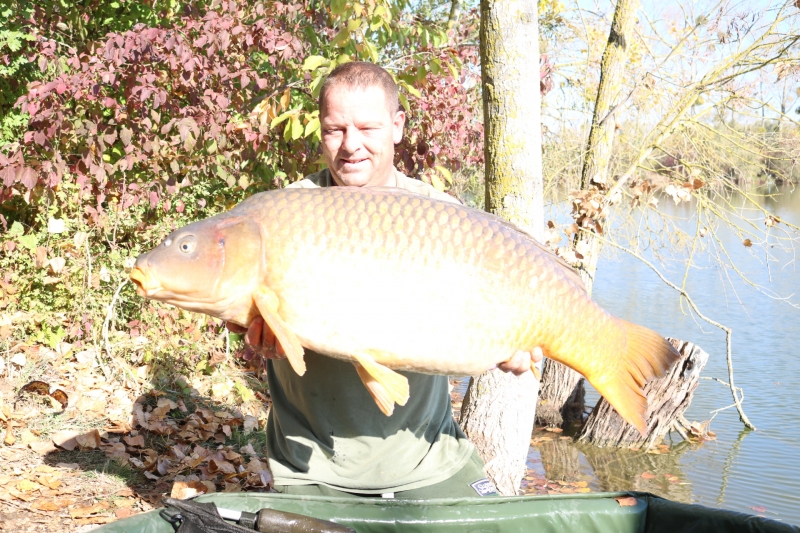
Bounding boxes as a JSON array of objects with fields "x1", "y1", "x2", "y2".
[{"x1": 130, "y1": 187, "x2": 679, "y2": 433}]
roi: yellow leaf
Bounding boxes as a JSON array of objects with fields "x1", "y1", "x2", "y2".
[
  {"x1": 302, "y1": 55, "x2": 328, "y2": 71},
  {"x1": 304, "y1": 117, "x2": 320, "y2": 138},
  {"x1": 17, "y1": 479, "x2": 41, "y2": 492},
  {"x1": 434, "y1": 165, "x2": 453, "y2": 184},
  {"x1": 290, "y1": 117, "x2": 304, "y2": 141},
  {"x1": 346, "y1": 18, "x2": 361, "y2": 32},
  {"x1": 280, "y1": 89, "x2": 291, "y2": 111},
  {"x1": 431, "y1": 174, "x2": 445, "y2": 192}
]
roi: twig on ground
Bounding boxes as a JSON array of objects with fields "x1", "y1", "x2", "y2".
[{"x1": 101, "y1": 279, "x2": 129, "y2": 381}]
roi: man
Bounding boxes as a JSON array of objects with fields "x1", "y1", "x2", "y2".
[{"x1": 230, "y1": 62, "x2": 541, "y2": 498}]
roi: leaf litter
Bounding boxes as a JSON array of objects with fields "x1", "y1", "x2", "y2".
[{"x1": 1, "y1": 337, "x2": 272, "y2": 532}]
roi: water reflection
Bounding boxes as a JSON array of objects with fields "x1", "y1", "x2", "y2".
[
  {"x1": 575, "y1": 440, "x2": 695, "y2": 503},
  {"x1": 716, "y1": 428, "x2": 751, "y2": 506}
]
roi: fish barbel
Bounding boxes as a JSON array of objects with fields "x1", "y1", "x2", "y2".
[{"x1": 130, "y1": 187, "x2": 679, "y2": 433}]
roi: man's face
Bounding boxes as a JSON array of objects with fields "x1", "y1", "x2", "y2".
[{"x1": 320, "y1": 84, "x2": 405, "y2": 187}]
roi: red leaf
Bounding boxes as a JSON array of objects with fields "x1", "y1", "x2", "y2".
[
  {"x1": 56, "y1": 82, "x2": 67, "y2": 95},
  {"x1": 18, "y1": 166, "x2": 38, "y2": 189},
  {"x1": 750, "y1": 506, "x2": 767, "y2": 513}
]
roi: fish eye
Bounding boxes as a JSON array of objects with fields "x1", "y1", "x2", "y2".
[{"x1": 177, "y1": 235, "x2": 196, "y2": 254}]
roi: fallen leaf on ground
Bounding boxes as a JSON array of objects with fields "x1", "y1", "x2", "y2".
[
  {"x1": 32, "y1": 498, "x2": 76, "y2": 511},
  {"x1": 17, "y1": 479, "x2": 43, "y2": 492},
  {"x1": 29, "y1": 439, "x2": 58, "y2": 454},
  {"x1": 4, "y1": 421, "x2": 15, "y2": 445},
  {"x1": 70, "y1": 501, "x2": 111, "y2": 518},
  {"x1": 52, "y1": 429, "x2": 80, "y2": 450},
  {"x1": 171, "y1": 480, "x2": 216, "y2": 500},
  {"x1": 616, "y1": 496, "x2": 638, "y2": 507},
  {"x1": 115, "y1": 507, "x2": 138, "y2": 519},
  {"x1": 76, "y1": 429, "x2": 101, "y2": 449},
  {"x1": 124, "y1": 434, "x2": 145, "y2": 447}
]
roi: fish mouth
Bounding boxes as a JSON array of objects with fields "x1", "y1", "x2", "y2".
[{"x1": 129, "y1": 267, "x2": 162, "y2": 297}]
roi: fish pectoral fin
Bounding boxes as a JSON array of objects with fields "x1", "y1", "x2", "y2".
[
  {"x1": 352, "y1": 351, "x2": 409, "y2": 416},
  {"x1": 253, "y1": 286, "x2": 306, "y2": 376}
]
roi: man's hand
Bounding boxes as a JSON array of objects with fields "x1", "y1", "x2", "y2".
[
  {"x1": 498, "y1": 347, "x2": 544, "y2": 378},
  {"x1": 226, "y1": 317, "x2": 286, "y2": 359}
]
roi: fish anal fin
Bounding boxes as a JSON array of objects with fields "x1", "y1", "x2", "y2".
[
  {"x1": 252, "y1": 286, "x2": 305, "y2": 376},
  {"x1": 593, "y1": 320, "x2": 681, "y2": 436},
  {"x1": 352, "y1": 351, "x2": 409, "y2": 416},
  {"x1": 354, "y1": 363, "x2": 396, "y2": 416}
]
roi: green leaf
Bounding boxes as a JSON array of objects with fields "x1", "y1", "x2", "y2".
[
  {"x1": 435, "y1": 165, "x2": 453, "y2": 184},
  {"x1": 290, "y1": 116, "x2": 303, "y2": 140},
  {"x1": 398, "y1": 93, "x2": 410, "y2": 112},
  {"x1": 330, "y1": 0, "x2": 347, "y2": 15},
  {"x1": 270, "y1": 108, "x2": 299, "y2": 129},
  {"x1": 18, "y1": 234, "x2": 38, "y2": 251},
  {"x1": 346, "y1": 18, "x2": 361, "y2": 32},
  {"x1": 446, "y1": 61, "x2": 459, "y2": 79},
  {"x1": 331, "y1": 28, "x2": 351, "y2": 48},
  {"x1": 8, "y1": 221, "x2": 24, "y2": 237},
  {"x1": 309, "y1": 74, "x2": 325, "y2": 98},
  {"x1": 304, "y1": 117, "x2": 320, "y2": 137},
  {"x1": 302, "y1": 55, "x2": 328, "y2": 71},
  {"x1": 404, "y1": 84, "x2": 421, "y2": 98}
]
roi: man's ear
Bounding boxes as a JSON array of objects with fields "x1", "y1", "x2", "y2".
[{"x1": 392, "y1": 110, "x2": 406, "y2": 144}]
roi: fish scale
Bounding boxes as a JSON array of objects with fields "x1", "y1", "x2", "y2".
[{"x1": 130, "y1": 186, "x2": 680, "y2": 433}]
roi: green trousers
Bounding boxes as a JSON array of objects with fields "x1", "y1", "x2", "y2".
[{"x1": 273, "y1": 450, "x2": 494, "y2": 499}]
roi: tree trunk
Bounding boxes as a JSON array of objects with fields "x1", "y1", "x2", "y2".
[
  {"x1": 458, "y1": 0, "x2": 543, "y2": 496},
  {"x1": 535, "y1": 359, "x2": 585, "y2": 428},
  {"x1": 537, "y1": 0, "x2": 641, "y2": 430},
  {"x1": 578, "y1": 338, "x2": 708, "y2": 448}
]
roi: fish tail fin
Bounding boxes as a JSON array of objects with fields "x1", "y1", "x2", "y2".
[{"x1": 593, "y1": 320, "x2": 680, "y2": 436}]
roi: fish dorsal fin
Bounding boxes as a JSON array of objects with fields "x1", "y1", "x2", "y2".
[{"x1": 253, "y1": 286, "x2": 306, "y2": 375}]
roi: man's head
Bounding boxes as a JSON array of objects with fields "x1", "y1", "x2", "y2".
[{"x1": 319, "y1": 62, "x2": 405, "y2": 187}]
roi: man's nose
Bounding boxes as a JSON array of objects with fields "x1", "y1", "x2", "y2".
[{"x1": 341, "y1": 127, "x2": 363, "y2": 154}]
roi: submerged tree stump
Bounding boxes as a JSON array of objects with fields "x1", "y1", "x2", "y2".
[
  {"x1": 535, "y1": 360, "x2": 585, "y2": 428},
  {"x1": 578, "y1": 338, "x2": 708, "y2": 448}
]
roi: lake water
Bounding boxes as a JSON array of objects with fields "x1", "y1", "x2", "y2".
[{"x1": 523, "y1": 184, "x2": 800, "y2": 525}]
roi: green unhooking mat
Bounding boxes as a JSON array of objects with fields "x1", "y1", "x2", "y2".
[{"x1": 94, "y1": 491, "x2": 798, "y2": 533}]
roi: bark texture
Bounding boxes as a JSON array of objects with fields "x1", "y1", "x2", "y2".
[
  {"x1": 538, "y1": 0, "x2": 641, "y2": 429},
  {"x1": 578, "y1": 338, "x2": 708, "y2": 448},
  {"x1": 535, "y1": 358, "x2": 585, "y2": 428},
  {"x1": 460, "y1": 371, "x2": 539, "y2": 495},
  {"x1": 458, "y1": 0, "x2": 543, "y2": 496}
]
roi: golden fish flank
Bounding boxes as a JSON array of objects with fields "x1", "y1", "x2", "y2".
[{"x1": 130, "y1": 187, "x2": 679, "y2": 434}]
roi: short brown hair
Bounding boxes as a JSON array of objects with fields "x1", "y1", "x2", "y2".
[{"x1": 319, "y1": 61, "x2": 399, "y2": 114}]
